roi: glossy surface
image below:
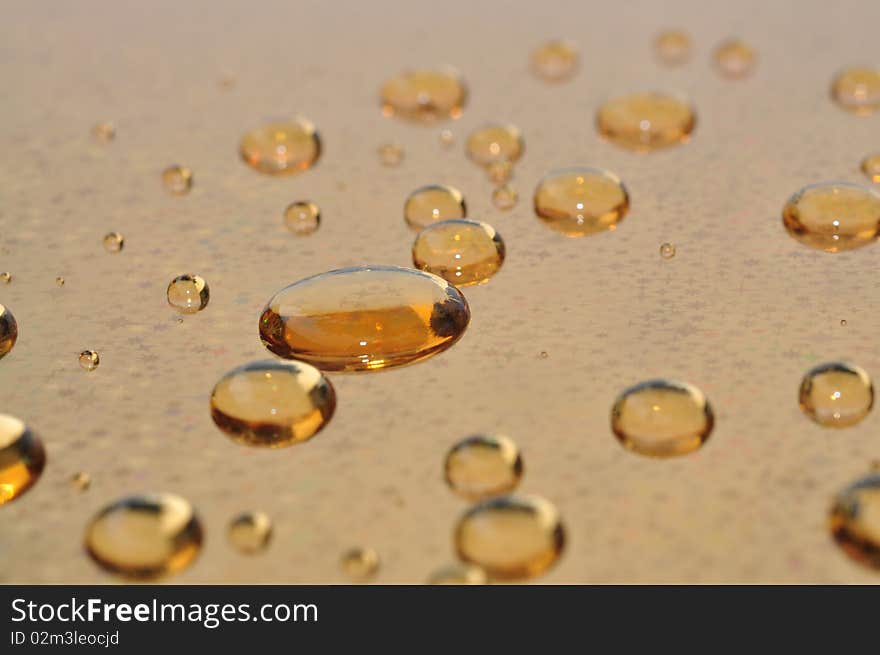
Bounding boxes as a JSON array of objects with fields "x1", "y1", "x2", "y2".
[
  {"x1": 412, "y1": 219, "x2": 505, "y2": 286},
  {"x1": 444, "y1": 434, "x2": 523, "y2": 500},
  {"x1": 533, "y1": 167, "x2": 630, "y2": 237},
  {"x1": 799, "y1": 362, "x2": 873, "y2": 427},
  {"x1": 782, "y1": 183, "x2": 880, "y2": 252},
  {"x1": 404, "y1": 184, "x2": 467, "y2": 230},
  {"x1": 239, "y1": 118, "x2": 321, "y2": 175},
  {"x1": 380, "y1": 68, "x2": 466, "y2": 122},
  {"x1": 596, "y1": 93, "x2": 696, "y2": 151},
  {"x1": 0, "y1": 414, "x2": 46, "y2": 505}
]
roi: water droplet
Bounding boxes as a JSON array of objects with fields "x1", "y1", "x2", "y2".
[
  {"x1": 0, "y1": 414, "x2": 46, "y2": 504},
  {"x1": 259, "y1": 265, "x2": 470, "y2": 372},
  {"x1": 404, "y1": 184, "x2": 467, "y2": 230},
  {"x1": 841, "y1": 319, "x2": 848, "y2": 327},
  {"x1": 439, "y1": 129, "x2": 455, "y2": 147},
  {"x1": 162, "y1": 165, "x2": 193, "y2": 195},
  {"x1": 611, "y1": 379, "x2": 714, "y2": 457},
  {"x1": 539, "y1": 351, "x2": 549, "y2": 359},
  {"x1": 799, "y1": 362, "x2": 873, "y2": 428},
  {"x1": 533, "y1": 167, "x2": 630, "y2": 237},
  {"x1": 455, "y1": 494, "x2": 565, "y2": 580},
  {"x1": 1, "y1": 272, "x2": 12, "y2": 284},
  {"x1": 714, "y1": 39, "x2": 756, "y2": 78},
  {"x1": 71, "y1": 472, "x2": 91, "y2": 491},
  {"x1": 492, "y1": 185, "x2": 518, "y2": 210},
  {"x1": 228, "y1": 511, "x2": 273, "y2": 554},
  {"x1": 0, "y1": 304, "x2": 18, "y2": 360},
  {"x1": 239, "y1": 118, "x2": 321, "y2": 175},
  {"x1": 829, "y1": 472, "x2": 880, "y2": 570},
  {"x1": 831, "y1": 68, "x2": 880, "y2": 115},
  {"x1": 782, "y1": 182, "x2": 880, "y2": 252},
  {"x1": 55, "y1": 276, "x2": 65, "y2": 287},
  {"x1": 655, "y1": 30, "x2": 691, "y2": 66},
  {"x1": 486, "y1": 158, "x2": 514, "y2": 185},
  {"x1": 660, "y1": 242, "x2": 676, "y2": 259},
  {"x1": 530, "y1": 40, "x2": 579, "y2": 82},
  {"x1": 92, "y1": 122, "x2": 115, "y2": 142},
  {"x1": 444, "y1": 434, "x2": 523, "y2": 501},
  {"x1": 378, "y1": 142, "x2": 404, "y2": 166},
  {"x1": 596, "y1": 93, "x2": 696, "y2": 151},
  {"x1": 412, "y1": 219, "x2": 505, "y2": 287},
  {"x1": 861, "y1": 153, "x2": 880, "y2": 183},
  {"x1": 78, "y1": 350, "x2": 100, "y2": 372},
  {"x1": 284, "y1": 201, "x2": 320, "y2": 236},
  {"x1": 218, "y1": 75, "x2": 236, "y2": 90},
  {"x1": 340, "y1": 546, "x2": 380, "y2": 581},
  {"x1": 380, "y1": 68, "x2": 467, "y2": 122},
  {"x1": 466, "y1": 124, "x2": 524, "y2": 167},
  {"x1": 84, "y1": 493, "x2": 203, "y2": 579},
  {"x1": 210, "y1": 360, "x2": 336, "y2": 447},
  {"x1": 167, "y1": 274, "x2": 210, "y2": 314},
  {"x1": 102, "y1": 232, "x2": 124, "y2": 253},
  {"x1": 427, "y1": 563, "x2": 487, "y2": 585}
]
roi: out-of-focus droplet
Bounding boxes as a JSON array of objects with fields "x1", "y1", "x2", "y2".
[
  {"x1": 0, "y1": 414, "x2": 46, "y2": 505},
  {"x1": 239, "y1": 118, "x2": 322, "y2": 175},
  {"x1": 439, "y1": 129, "x2": 455, "y2": 147},
  {"x1": 596, "y1": 93, "x2": 696, "y2": 151},
  {"x1": 55, "y1": 276, "x2": 65, "y2": 287},
  {"x1": 340, "y1": 546, "x2": 380, "y2": 582},
  {"x1": 284, "y1": 201, "x2": 320, "y2": 236},
  {"x1": 655, "y1": 30, "x2": 691, "y2": 66},
  {"x1": 378, "y1": 142, "x2": 404, "y2": 166},
  {"x1": 466, "y1": 124, "x2": 524, "y2": 167},
  {"x1": 487, "y1": 159, "x2": 514, "y2": 185},
  {"x1": 167, "y1": 274, "x2": 210, "y2": 314},
  {"x1": 71, "y1": 472, "x2": 91, "y2": 491},
  {"x1": 492, "y1": 185, "x2": 518, "y2": 211},
  {"x1": 228, "y1": 511, "x2": 273, "y2": 554},
  {"x1": 162, "y1": 165, "x2": 193, "y2": 195},
  {"x1": 714, "y1": 39, "x2": 756, "y2": 78},
  {"x1": 829, "y1": 472, "x2": 880, "y2": 570},
  {"x1": 380, "y1": 68, "x2": 467, "y2": 122},
  {"x1": 860, "y1": 153, "x2": 880, "y2": 182},
  {"x1": 530, "y1": 40, "x2": 579, "y2": 82},
  {"x1": 92, "y1": 122, "x2": 115, "y2": 143},
  {"x1": 404, "y1": 184, "x2": 467, "y2": 230},
  {"x1": 831, "y1": 68, "x2": 880, "y2": 115},
  {"x1": 427, "y1": 563, "x2": 487, "y2": 585},
  {"x1": 1, "y1": 272, "x2": 12, "y2": 284},
  {"x1": 0, "y1": 304, "x2": 18, "y2": 360}
]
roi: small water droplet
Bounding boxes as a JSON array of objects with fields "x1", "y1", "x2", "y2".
[
  {"x1": 1, "y1": 272, "x2": 12, "y2": 284},
  {"x1": 782, "y1": 182, "x2": 880, "y2": 252},
  {"x1": 413, "y1": 219, "x2": 505, "y2": 286},
  {"x1": 162, "y1": 165, "x2": 193, "y2": 195},
  {"x1": 84, "y1": 493, "x2": 203, "y2": 579},
  {"x1": 228, "y1": 511, "x2": 273, "y2": 554},
  {"x1": 492, "y1": 185, "x2": 518, "y2": 210},
  {"x1": 840, "y1": 319, "x2": 847, "y2": 327},
  {"x1": 55, "y1": 276, "x2": 65, "y2": 287},
  {"x1": 239, "y1": 118, "x2": 321, "y2": 175},
  {"x1": 340, "y1": 546, "x2": 380, "y2": 582},
  {"x1": 439, "y1": 129, "x2": 455, "y2": 147},
  {"x1": 78, "y1": 350, "x2": 100, "y2": 371},
  {"x1": 660, "y1": 242, "x2": 676, "y2": 259},
  {"x1": 714, "y1": 39, "x2": 756, "y2": 78},
  {"x1": 92, "y1": 122, "x2": 115, "y2": 142},
  {"x1": 799, "y1": 362, "x2": 873, "y2": 427},
  {"x1": 861, "y1": 153, "x2": 880, "y2": 183},
  {"x1": 0, "y1": 304, "x2": 17, "y2": 360},
  {"x1": 0, "y1": 414, "x2": 46, "y2": 504},
  {"x1": 284, "y1": 201, "x2": 320, "y2": 236},
  {"x1": 530, "y1": 40, "x2": 579, "y2": 82},
  {"x1": 466, "y1": 124, "x2": 524, "y2": 167},
  {"x1": 444, "y1": 434, "x2": 523, "y2": 500},
  {"x1": 534, "y1": 167, "x2": 630, "y2": 237},
  {"x1": 71, "y1": 472, "x2": 91, "y2": 491},
  {"x1": 831, "y1": 68, "x2": 880, "y2": 114},
  {"x1": 380, "y1": 68, "x2": 467, "y2": 122},
  {"x1": 102, "y1": 232, "x2": 124, "y2": 253},
  {"x1": 427, "y1": 563, "x2": 487, "y2": 585},
  {"x1": 404, "y1": 184, "x2": 467, "y2": 230},
  {"x1": 611, "y1": 379, "x2": 714, "y2": 457},
  {"x1": 597, "y1": 93, "x2": 696, "y2": 151},
  {"x1": 539, "y1": 351, "x2": 549, "y2": 359},
  {"x1": 378, "y1": 142, "x2": 404, "y2": 166},
  {"x1": 487, "y1": 158, "x2": 514, "y2": 185},
  {"x1": 167, "y1": 274, "x2": 209, "y2": 314},
  {"x1": 218, "y1": 75, "x2": 236, "y2": 90},
  {"x1": 655, "y1": 30, "x2": 691, "y2": 66},
  {"x1": 829, "y1": 472, "x2": 880, "y2": 570}
]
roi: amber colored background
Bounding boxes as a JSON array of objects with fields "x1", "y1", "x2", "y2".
[{"x1": 1, "y1": 0, "x2": 879, "y2": 584}]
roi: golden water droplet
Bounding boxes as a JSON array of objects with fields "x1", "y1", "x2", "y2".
[
  {"x1": 782, "y1": 182, "x2": 880, "y2": 252},
  {"x1": 0, "y1": 304, "x2": 18, "y2": 360},
  {"x1": 799, "y1": 362, "x2": 873, "y2": 428},
  {"x1": 841, "y1": 319, "x2": 848, "y2": 327},
  {"x1": 380, "y1": 68, "x2": 467, "y2": 122},
  {"x1": 487, "y1": 159, "x2": 514, "y2": 185},
  {"x1": 1, "y1": 272, "x2": 12, "y2": 284},
  {"x1": 284, "y1": 201, "x2": 320, "y2": 236},
  {"x1": 831, "y1": 68, "x2": 880, "y2": 115},
  {"x1": 259, "y1": 266, "x2": 470, "y2": 372},
  {"x1": 340, "y1": 546, "x2": 380, "y2": 581},
  {"x1": 0, "y1": 414, "x2": 46, "y2": 505},
  {"x1": 533, "y1": 167, "x2": 630, "y2": 237},
  {"x1": 659, "y1": 242, "x2": 676, "y2": 259},
  {"x1": 655, "y1": 30, "x2": 691, "y2": 66},
  {"x1": 611, "y1": 379, "x2": 714, "y2": 457},
  {"x1": 228, "y1": 511, "x2": 273, "y2": 554},
  {"x1": 84, "y1": 493, "x2": 203, "y2": 579},
  {"x1": 829, "y1": 472, "x2": 880, "y2": 570},
  {"x1": 714, "y1": 39, "x2": 756, "y2": 78},
  {"x1": 92, "y1": 122, "x2": 115, "y2": 142},
  {"x1": 71, "y1": 472, "x2": 91, "y2": 491},
  {"x1": 167, "y1": 274, "x2": 209, "y2": 314},
  {"x1": 162, "y1": 165, "x2": 193, "y2": 195},
  {"x1": 861, "y1": 153, "x2": 880, "y2": 183},
  {"x1": 444, "y1": 434, "x2": 523, "y2": 501},
  {"x1": 404, "y1": 184, "x2": 467, "y2": 230},
  {"x1": 412, "y1": 220, "x2": 505, "y2": 287},
  {"x1": 378, "y1": 143, "x2": 404, "y2": 166},
  {"x1": 596, "y1": 93, "x2": 696, "y2": 151},
  {"x1": 427, "y1": 563, "x2": 487, "y2": 585},
  {"x1": 102, "y1": 232, "x2": 124, "y2": 253},
  {"x1": 466, "y1": 124, "x2": 524, "y2": 167},
  {"x1": 78, "y1": 350, "x2": 100, "y2": 372},
  {"x1": 455, "y1": 494, "x2": 565, "y2": 580},
  {"x1": 210, "y1": 360, "x2": 336, "y2": 447},
  {"x1": 492, "y1": 185, "x2": 518, "y2": 210},
  {"x1": 439, "y1": 129, "x2": 455, "y2": 147},
  {"x1": 530, "y1": 40, "x2": 579, "y2": 82},
  {"x1": 539, "y1": 351, "x2": 549, "y2": 359},
  {"x1": 55, "y1": 276, "x2": 65, "y2": 287},
  {"x1": 239, "y1": 118, "x2": 321, "y2": 175}
]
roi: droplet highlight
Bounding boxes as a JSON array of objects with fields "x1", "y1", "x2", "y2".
[
  {"x1": 799, "y1": 362, "x2": 873, "y2": 428},
  {"x1": 533, "y1": 167, "x2": 630, "y2": 237},
  {"x1": 412, "y1": 219, "x2": 505, "y2": 287},
  {"x1": 102, "y1": 232, "x2": 124, "y2": 253},
  {"x1": 340, "y1": 547, "x2": 380, "y2": 582},
  {"x1": 530, "y1": 40, "x2": 579, "y2": 82},
  {"x1": 831, "y1": 68, "x2": 880, "y2": 115},
  {"x1": 380, "y1": 68, "x2": 467, "y2": 122},
  {"x1": 210, "y1": 360, "x2": 336, "y2": 447},
  {"x1": 596, "y1": 92, "x2": 696, "y2": 151},
  {"x1": 84, "y1": 493, "x2": 203, "y2": 579},
  {"x1": 167, "y1": 274, "x2": 210, "y2": 314},
  {"x1": 444, "y1": 434, "x2": 523, "y2": 501},
  {"x1": 0, "y1": 414, "x2": 46, "y2": 505},
  {"x1": 404, "y1": 184, "x2": 467, "y2": 231},
  {"x1": 611, "y1": 379, "x2": 714, "y2": 457},
  {"x1": 829, "y1": 472, "x2": 880, "y2": 570},
  {"x1": 284, "y1": 201, "x2": 320, "y2": 236},
  {"x1": 259, "y1": 265, "x2": 470, "y2": 372},
  {"x1": 228, "y1": 511, "x2": 273, "y2": 554},
  {"x1": 782, "y1": 182, "x2": 880, "y2": 252},
  {"x1": 78, "y1": 350, "x2": 100, "y2": 372},
  {"x1": 714, "y1": 39, "x2": 756, "y2": 78},
  {"x1": 655, "y1": 30, "x2": 691, "y2": 66},
  {"x1": 239, "y1": 118, "x2": 321, "y2": 175},
  {"x1": 162, "y1": 165, "x2": 193, "y2": 195},
  {"x1": 0, "y1": 304, "x2": 18, "y2": 360},
  {"x1": 455, "y1": 494, "x2": 565, "y2": 580}
]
